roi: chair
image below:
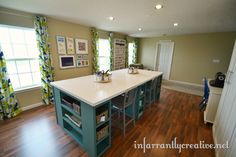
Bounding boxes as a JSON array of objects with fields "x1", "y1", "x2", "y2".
[
  {"x1": 111, "y1": 87, "x2": 138, "y2": 136},
  {"x1": 145, "y1": 78, "x2": 158, "y2": 107}
]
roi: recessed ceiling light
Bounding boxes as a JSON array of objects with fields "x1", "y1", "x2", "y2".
[
  {"x1": 155, "y1": 4, "x2": 163, "y2": 9},
  {"x1": 108, "y1": 16, "x2": 114, "y2": 21},
  {"x1": 138, "y1": 28, "x2": 142, "y2": 31},
  {"x1": 174, "y1": 23, "x2": 179, "y2": 27}
]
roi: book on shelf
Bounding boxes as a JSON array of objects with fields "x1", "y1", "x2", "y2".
[
  {"x1": 64, "y1": 113, "x2": 82, "y2": 128},
  {"x1": 72, "y1": 103, "x2": 80, "y2": 114},
  {"x1": 62, "y1": 97, "x2": 74, "y2": 107}
]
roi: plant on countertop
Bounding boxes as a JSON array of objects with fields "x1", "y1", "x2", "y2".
[{"x1": 95, "y1": 70, "x2": 112, "y2": 81}]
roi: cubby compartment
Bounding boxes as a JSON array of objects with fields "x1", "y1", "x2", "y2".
[
  {"x1": 96, "y1": 132, "x2": 110, "y2": 157},
  {"x1": 138, "y1": 98, "x2": 144, "y2": 118},
  {"x1": 63, "y1": 119, "x2": 83, "y2": 145},
  {"x1": 95, "y1": 102, "x2": 111, "y2": 157},
  {"x1": 96, "y1": 122, "x2": 109, "y2": 142},
  {"x1": 60, "y1": 92, "x2": 81, "y2": 116},
  {"x1": 62, "y1": 108, "x2": 82, "y2": 129},
  {"x1": 139, "y1": 85, "x2": 146, "y2": 98},
  {"x1": 96, "y1": 104, "x2": 109, "y2": 126}
]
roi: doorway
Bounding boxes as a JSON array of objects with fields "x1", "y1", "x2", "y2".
[{"x1": 154, "y1": 41, "x2": 174, "y2": 80}]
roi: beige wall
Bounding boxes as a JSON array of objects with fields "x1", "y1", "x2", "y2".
[
  {"x1": 139, "y1": 32, "x2": 236, "y2": 84},
  {"x1": 0, "y1": 7, "x2": 127, "y2": 107},
  {"x1": 47, "y1": 18, "x2": 93, "y2": 81},
  {"x1": 0, "y1": 9, "x2": 93, "y2": 107},
  {"x1": 15, "y1": 89, "x2": 42, "y2": 107}
]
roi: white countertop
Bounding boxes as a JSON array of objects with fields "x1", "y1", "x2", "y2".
[{"x1": 51, "y1": 69, "x2": 163, "y2": 106}]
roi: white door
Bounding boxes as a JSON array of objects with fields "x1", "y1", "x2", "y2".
[
  {"x1": 213, "y1": 41, "x2": 236, "y2": 157},
  {"x1": 154, "y1": 41, "x2": 174, "y2": 80}
]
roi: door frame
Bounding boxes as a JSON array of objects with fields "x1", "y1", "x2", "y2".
[{"x1": 154, "y1": 40, "x2": 174, "y2": 80}]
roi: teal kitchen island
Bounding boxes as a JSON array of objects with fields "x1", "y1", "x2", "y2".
[{"x1": 51, "y1": 69, "x2": 163, "y2": 157}]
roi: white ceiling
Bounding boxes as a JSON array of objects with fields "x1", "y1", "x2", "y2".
[{"x1": 0, "y1": 0, "x2": 236, "y2": 37}]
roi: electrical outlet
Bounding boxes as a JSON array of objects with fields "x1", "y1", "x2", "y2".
[{"x1": 213, "y1": 59, "x2": 220, "y2": 63}]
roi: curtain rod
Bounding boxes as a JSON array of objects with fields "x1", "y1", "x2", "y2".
[{"x1": 0, "y1": 10, "x2": 33, "y2": 19}]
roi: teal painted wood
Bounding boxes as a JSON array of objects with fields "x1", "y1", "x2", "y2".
[
  {"x1": 134, "y1": 84, "x2": 145, "y2": 120},
  {"x1": 53, "y1": 87, "x2": 63, "y2": 126},
  {"x1": 96, "y1": 101, "x2": 111, "y2": 157},
  {"x1": 63, "y1": 117, "x2": 83, "y2": 134},
  {"x1": 61, "y1": 104, "x2": 81, "y2": 120},
  {"x1": 155, "y1": 75, "x2": 162, "y2": 101},
  {"x1": 52, "y1": 75, "x2": 162, "y2": 157},
  {"x1": 63, "y1": 123, "x2": 83, "y2": 146},
  {"x1": 81, "y1": 101, "x2": 97, "y2": 157},
  {"x1": 53, "y1": 87, "x2": 111, "y2": 157}
]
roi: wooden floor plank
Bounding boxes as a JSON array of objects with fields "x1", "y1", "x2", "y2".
[{"x1": 0, "y1": 88, "x2": 214, "y2": 157}]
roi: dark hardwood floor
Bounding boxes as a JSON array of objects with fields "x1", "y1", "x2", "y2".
[{"x1": 0, "y1": 88, "x2": 215, "y2": 157}]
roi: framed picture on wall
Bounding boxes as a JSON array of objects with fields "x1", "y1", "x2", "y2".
[
  {"x1": 78, "y1": 54, "x2": 83, "y2": 60},
  {"x1": 56, "y1": 36, "x2": 66, "y2": 54},
  {"x1": 66, "y1": 37, "x2": 75, "y2": 54},
  {"x1": 75, "y1": 38, "x2": 88, "y2": 54},
  {"x1": 59, "y1": 55, "x2": 75, "y2": 69},
  {"x1": 77, "y1": 59, "x2": 89, "y2": 67}
]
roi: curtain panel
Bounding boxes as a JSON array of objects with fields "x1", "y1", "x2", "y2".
[
  {"x1": 0, "y1": 48, "x2": 21, "y2": 120},
  {"x1": 132, "y1": 39, "x2": 138, "y2": 64},
  {"x1": 125, "y1": 36, "x2": 129, "y2": 67},
  {"x1": 91, "y1": 28, "x2": 99, "y2": 73},
  {"x1": 108, "y1": 32, "x2": 114, "y2": 70},
  {"x1": 34, "y1": 16, "x2": 54, "y2": 105}
]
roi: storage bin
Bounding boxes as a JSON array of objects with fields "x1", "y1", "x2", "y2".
[
  {"x1": 96, "y1": 110, "x2": 108, "y2": 124},
  {"x1": 96, "y1": 125, "x2": 108, "y2": 141}
]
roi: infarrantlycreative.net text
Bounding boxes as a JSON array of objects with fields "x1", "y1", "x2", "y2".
[{"x1": 134, "y1": 137, "x2": 229, "y2": 153}]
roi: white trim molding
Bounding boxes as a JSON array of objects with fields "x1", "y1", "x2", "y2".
[
  {"x1": 21, "y1": 102, "x2": 44, "y2": 111},
  {"x1": 162, "y1": 79, "x2": 204, "y2": 96}
]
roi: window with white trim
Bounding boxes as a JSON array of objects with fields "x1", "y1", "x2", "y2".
[
  {"x1": 128, "y1": 42, "x2": 135, "y2": 65},
  {"x1": 98, "y1": 38, "x2": 110, "y2": 71},
  {"x1": 0, "y1": 25, "x2": 41, "y2": 91}
]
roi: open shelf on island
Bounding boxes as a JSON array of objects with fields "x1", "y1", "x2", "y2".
[
  {"x1": 96, "y1": 122, "x2": 109, "y2": 142},
  {"x1": 96, "y1": 136, "x2": 110, "y2": 157},
  {"x1": 138, "y1": 98, "x2": 144, "y2": 118},
  {"x1": 96, "y1": 103, "x2": 110, "y2": 125},
  {"x1": 60, "y1": 92, "x2": 81, "y2": 116},
  {"x1": 63, "y1": 118, "x2": 83, "y2": 146}
]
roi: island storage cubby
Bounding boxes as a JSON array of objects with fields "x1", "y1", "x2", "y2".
[
  {"x1": 95, "y1": 102, "x2": 111, "y2": 157},
  {"x1": 63, "y1": 118, "x2": 83, "y2": 145},
  {"x1": 155, "y1": 75, "x2": 162, "y2": 101},
  {"x1": 96, "y1": 105, "x2": 109, "y2": 125},
  {"x1": 60, "y1": 92, "x2": 81, "y2": 116},
  {"x1": 54, "y1": 87, "x2": 112, "y2": 157},
  {"x1": 134, "y1": 84, "x2": 146, "y2": 120}
]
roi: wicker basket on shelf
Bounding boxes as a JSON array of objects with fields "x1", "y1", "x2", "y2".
[
  {"x1": 96, "y1": 110, "x2": 108, "y2": 124},
  {"x1": 96, "y1": 125, "x2": 108, "y2": 141}
]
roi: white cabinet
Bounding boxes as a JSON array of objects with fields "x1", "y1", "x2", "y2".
[
  {"x1": 213, "y1": 40, "x2": 236, "y2": 157},
  {"x1": 204, "y1": 81, "x2": 222, "y2": 124}
]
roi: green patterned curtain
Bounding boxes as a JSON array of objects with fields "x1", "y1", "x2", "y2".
[
  {"x1": 91, "y1": 28, "x2": 99, "y2": 73},
  {"x1": 125, "y1": 36, "x2": 129, "y2": 67},
  {"x1": 108, "y1": 32, "x2": 114, "y2": 70},
  {"x1": 34, "y1": 16, "x2": 54, "y2": 105},
  {"x1": 132, "y1": 39, "x2": 138, "y2": 64},
  {"x1": 0, "y1": 47, "x2": 21, "y2": 120}
]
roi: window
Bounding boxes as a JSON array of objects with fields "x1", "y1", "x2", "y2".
[
  {"x1": 128, "y1": 42, "x2": 135, "y2": 65},
  {"x1": 98, "y1": 38, "x2": 110, "y2": 71},
  {"x1": 0, "y1": 25, "x2": 41, "y2": 91}
]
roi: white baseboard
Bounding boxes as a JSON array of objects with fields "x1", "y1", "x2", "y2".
[
  {"x1": 21, "y1": 102, "x2": 44, "y2": 111},
  {"x1": 162, "y1": 79, "x2": 204, "y2": 96}
]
